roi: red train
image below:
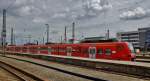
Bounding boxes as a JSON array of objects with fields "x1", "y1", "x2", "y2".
[{"x1": 6, "y1": 42, "x2": 135, "y2": 61}]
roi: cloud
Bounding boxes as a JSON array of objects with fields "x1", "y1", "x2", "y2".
[
  {"x1": 52, "y1": 13, "x2": 66, "y2": 18},
  {"x1": 19, "y1": 6, "x2": 32, "y2": 16},
  {"x1": 15, "y1": 0, "x2": 27, "y2": 5},
  {"x1": 83, "y1": 0, "x2": 112, "y2": 14},
  {"x1": 76, "y1": 0, "x2": 112, "y2": 20},
  {"x1": 1, "y1": 0, "x2": 150, "y2": 44},
  {"x1": 51, "y1": 30, "x2": 59, "y2": 34},
  {"x1": 32, "y1": 17, "x2": 47, "y2": 23},
  {"x1": 120, "y1": 7, "x2": 150, "y2": 20},
  {"x1": 51, "y1": 0, "x2": 112, "y2": 21},
  {"x1": 15, "y1": 0, "x2": 35, "y2": 5},
  {"x1": 51, "y1": 7, "x2": 71, "y2": 21}
]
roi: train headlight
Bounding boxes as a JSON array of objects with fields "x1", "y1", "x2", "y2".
[{"x1": 112, "y1": 51, "x2": 116, "y2": 54}]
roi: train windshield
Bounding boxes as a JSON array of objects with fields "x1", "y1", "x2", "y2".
[{"x1": 127, "y1": 43, "x2": 135, "y2": 53}]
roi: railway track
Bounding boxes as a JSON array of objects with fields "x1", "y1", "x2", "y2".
[
  {"x1": 136, "y1": 55, "x2": 150, "y2": 63},
  {"x1": 0, "y1": 60, "x2": 45, "y2": 81},
  {"x1": 7, "y1": 53, "x2": 150, "y2": 78},
  {"x1": 136, "y1": 59, "x2": 150, "y2": 63},
  {"x1": 2, "y1": 54, "x2": 150, "y2": 81},
  {"x1": 136, "y1": 55, "x2": 150, "y2": 59},
  {"x1": 1, "y1": 53, "x2": 150, "y2": 81},
  {"x1": 0, "y1": 55, "x2": 108, "y2": 81},
  {"x1": 0, "y1": 67, "x2": 21, "y2": 81}
]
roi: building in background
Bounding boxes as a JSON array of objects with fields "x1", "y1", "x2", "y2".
[
  {"x1": 138, "y1": 27, "x2": 150, "y2": 50},
  {"x1": 116, "y1": 31, "x2": 139, "y2": 49},
  {"x1": 0, "y1": 37, "x2": 1, "y2": 47},
  {"x1": 117, "y1": 27, "x2": 150, "y2": 50}
]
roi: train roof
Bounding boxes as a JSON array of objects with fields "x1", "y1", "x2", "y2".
[{"x1": 6, "y1": 42, "x2": 128, "y2": 47}]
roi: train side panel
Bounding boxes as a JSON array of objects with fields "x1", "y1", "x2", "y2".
[
  {"x1": 58, "y1": 44, "x2": 67, "y2": 56},
  {"x1": 39, "y1": 45, "x2": 48, "y2": 54},
  {"x1": 22, "y1": 46, "x2": 28, "y2": 53},
  {"x1": 28, "y1": 45, "x2": 38, "y2": 54},
  {"x1": 6, "y1": 42, "x2": 135, "y2": 61}
]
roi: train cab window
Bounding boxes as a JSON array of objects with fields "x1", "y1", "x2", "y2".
[
  {"x1": 89, "y1": 47, "x2": 96, "y2": 55},
  {"x1": 105, "y1": 49, "x2": 111, "y2": 55},
  {"x1": 97, "y1": 49, "x2": 103, "y2": 54},
  {"x1": 116, "y1": 45, "x2": 124, "y2": 52},
  {"x1": 127, "y1": 43, "x2": 135, "y2": 53}
]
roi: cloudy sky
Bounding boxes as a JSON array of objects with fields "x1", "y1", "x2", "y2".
[{"x1": 0, "y1": 0, "x2": 150, "y2": 44}]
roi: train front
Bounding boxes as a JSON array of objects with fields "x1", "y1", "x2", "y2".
[{"x1": 126, "y1": 42, "x2": 136, "y2": 61}]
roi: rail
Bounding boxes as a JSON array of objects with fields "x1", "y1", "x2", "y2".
[
  {"x1": 0, "y1": 59, "x2": 45, "y2": 81},
  {"x1": 0, "y1": 54, "x2": 108, "y2": 81}
]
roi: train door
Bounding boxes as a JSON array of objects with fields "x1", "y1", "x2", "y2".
[
  {"x1": 38, "y1": 47, "x2": 40, "y2": 54},
  {"x1": 88, "y1": 47, "x2": 96, "y2": 59},
  {"x1": 67, "y1": 47, "x2": 72, "y2": 56},
  {"x1": 48, "y1": 47, "x2": 51, "y2": 55}
]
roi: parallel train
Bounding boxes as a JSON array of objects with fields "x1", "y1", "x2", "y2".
[{"x1": 6, "y1": 42, "x2": 135, "y2": 61}]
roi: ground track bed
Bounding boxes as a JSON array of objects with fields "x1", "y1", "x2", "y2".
[
  {"x1": 4, "y1": 52, "x2": 150, "y2": 78},
  {"x1": 0, "y1": 58, "x2": 49, "y2": 81},
  {"x1": 1, "y1": 55, "x2": 150, "y2": 81},
  {"x1": 0, "y1": 56, "x2": 101, "y2": 81},
  {"x1": 0, "y1": 67, "x2": 21, "y2": 81}
]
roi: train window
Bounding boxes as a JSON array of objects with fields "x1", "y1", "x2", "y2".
[
  {"x1": 67, "y1": 47, "x2": 72, "y2": 53},
  {"x1": 32, "y1": 47, "x2": 37, "y2": 50},
  {"x1": 54, "y1": 49, "x2": 56, "y2": 52},
  {"x1": 105, "y1": 49, "x2": 111, "y2": 55},
  {"x1": 40, "y1": 47, "x2": 48, "y2": 50},
  {"x1": 97, "y1": 49, "x2": 103, "y2": 54},
  {"x1": 48, "y1": 47, "x2": 51, "y2": 52},
  {"x1": 62, "y1": 48, "x2": 66, "y2": 52},
  {"x1": 59, "y1": 48, "x2": 63, "y2": 52},
  {"x1": 89, "y1": 47, "x2": 96, "y2": 55},
  {"x1": 116, "y1": 45, "x2": 124, "y2": 52},
  {"x1": 51, "y1": 48, "x2": 54, "y2": 52},
  {"x1": 23, "y1": 47, "x2": 27, "y2": 50}
]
